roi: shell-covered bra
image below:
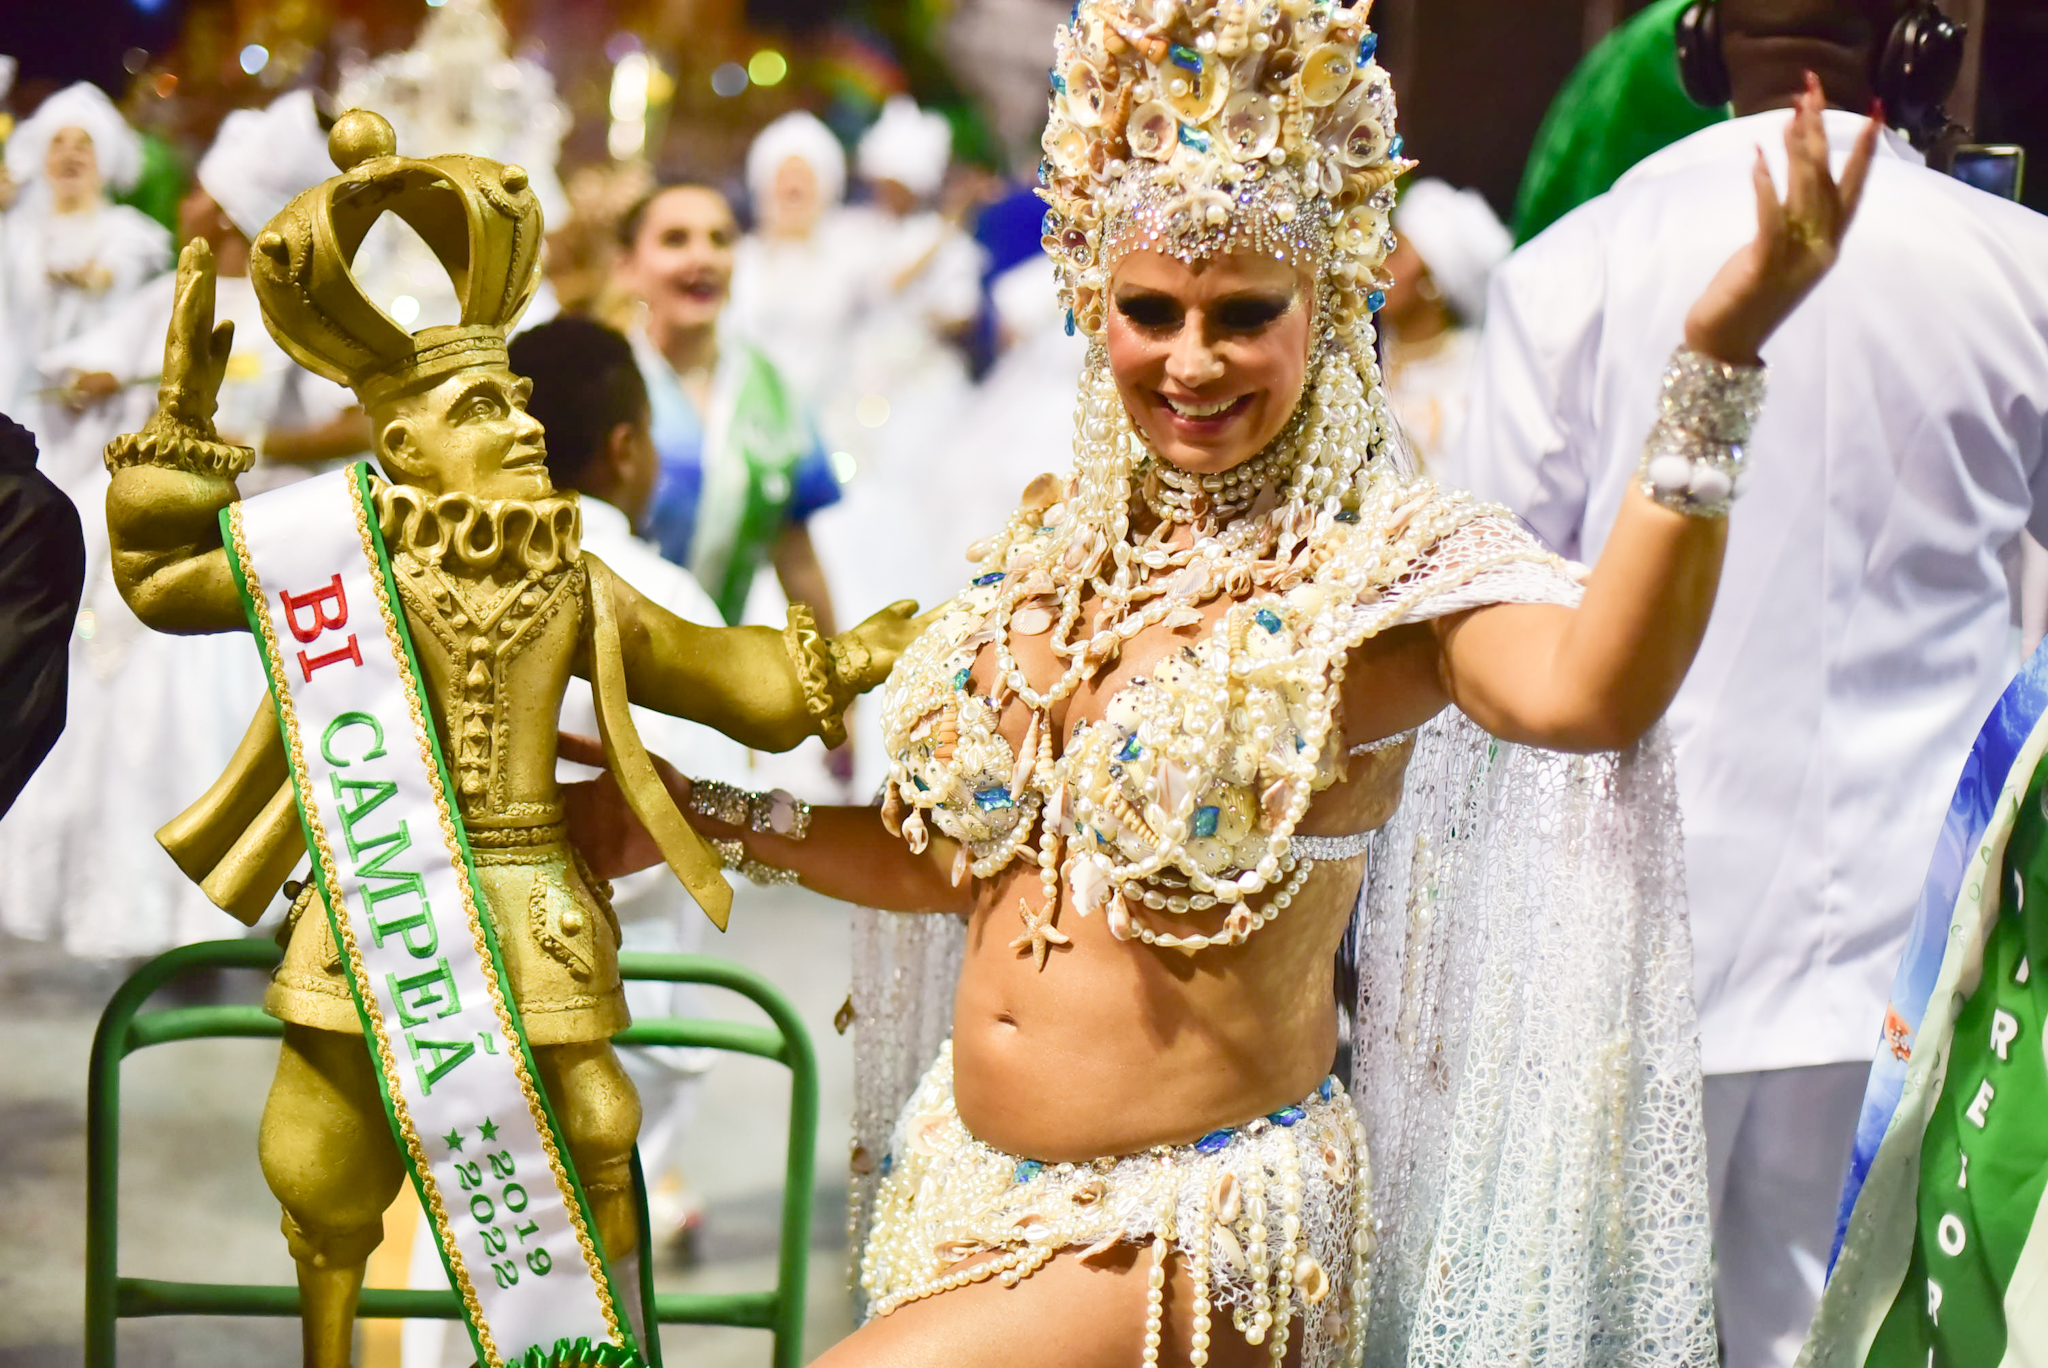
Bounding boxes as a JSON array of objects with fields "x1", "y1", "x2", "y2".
[{"x1": 878, "y1": 471, "x2": 1579, "y2": 959}]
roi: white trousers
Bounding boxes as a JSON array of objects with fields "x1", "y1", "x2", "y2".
[{"x1": 1704, "y1": 1061, "x2": 1869, "y2": 1368}]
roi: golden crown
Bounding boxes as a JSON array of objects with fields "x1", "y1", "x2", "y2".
[{"x1": 249, "y1": 109, "x2": 544, "y2": 408}]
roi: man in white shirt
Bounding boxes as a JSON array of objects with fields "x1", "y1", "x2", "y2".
[
  {"x1": 509, "y1": 316, "x2": 753, "y2": 1259},
  {"x1": 1447, "y1": 3, "x2": 2048, "y2": 1363}
]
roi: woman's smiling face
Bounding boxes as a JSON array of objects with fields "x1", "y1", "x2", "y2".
[{"x1": 1104, "y1": 248, "x2": 1313, "y2": 476}]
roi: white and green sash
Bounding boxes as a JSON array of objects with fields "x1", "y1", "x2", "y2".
[{"x1": 224, "y1": 464, "x2": 642, "y2": 1368}]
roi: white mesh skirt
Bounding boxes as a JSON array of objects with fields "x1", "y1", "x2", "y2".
[{"x1": 860, "y1": 1041, "x2": 1374, "y2": 1368}]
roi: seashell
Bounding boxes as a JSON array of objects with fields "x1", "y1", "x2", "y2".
[
  {"x1": 1158, "y1": 758, "x2": 1193, "y2": 811},
  {"x1": 1165, "y1": 607, "x2": 1205, "y2": 630},
  {"x1": 1165, "y1": 54, "x2": 1228, "y2": 125},
  {"x1": 851, "y1": 1144, "x2": 878, "y2": 1174},
  {"x1": 1065, "y1": 59, "x2": 1114, "y2": 127},
  {"x1": 1078, "y1": 1231, "x2": 1124, "y2": 1262},
  {"x1": 1286, "y1": 583, "x2": 1328, "y2": 615},
  {"x1": 1220, "y1": 91, "x2": 1280, "y2": 160},
  {"x1": 1213, "y1": 1222, "x2": 1250, "y2": 1272},
  {"x1": 1043, "y1": 122, "x2": 1092, "y2": 178},
  {"x1": 1010, "y1": 713, "x2": 1041, "y2": 797},
  {"x1": 1126, "y1": 101, "x2": 1179, "y2": 161},
  {"x1": 1339, "y1": 114, "x2": 1388, "y2": 168},
  {"x1": 1212, "y1": 1171, "x2": 1243, "y2": 1225},
  {"x1": 1296, "y1": 1254, "x2": 1330, "y2": 1304},
  {"x1": 965, "y1": 536, "x2": 995, "y2": 562},
  {"x1": 1170, "y1": 564, "x2": 1211, "y2": 599},
  {"x1": 1012, "y1": 1213, "x2": 1054, "y2": 1243},
  {"x1": 881, "y1": 785, "x2": 906, "y2": 836},
  {"x1": 1046, "y1": 781, "x2": 1069, "y2": 831},
  {"x1": 1352, "y1": 158, "x2": 1414, "y2": 198},
  {"x1": 1224, "y1": 907, "x2": 1256, "y2": 942},
  {"x1": 1021, "y1": 472, "x2": 1063, "y2": 511},
  {"x1": 1261, "y1": 778, "x2": 1293, "y2": 828},
  {"x1": 1069, "y1": 855, "x2": 1114, "y2": 916},
  {"x1": 1338, "y1": 204, "x2": 1382, "y2": 255},
  {"x1": 1104, "y1": 688, "x2": 1144, "y2": 731},
  {"x1": 1319, "y1": 155, "x2": 1345, "y2": 196},
  {"x1": 1298, "y1": 42, "x2": 1356, "y2": 106},
  {"x1": 1320, "y1": 1303, "x2": 1348, "y2": 1343},
  {"x1": 951, "y1": 846, "x2": 971, "y2": 887},
  {"x1": 1070, "y1": 1177, "x2": 1108, "y2": 1206},
  {"x1": 934, "y1": 1237, "x2": 985, "y2": 1263},
  {"x1": 1012, "y1": 605, "x2": 1055, "y2": 636},
  {"x1": 903, "y1": 811, "x2": 930, "y2": 855},
  {"x1": 1106, "y1": 897, "x2": 1135, "y2": 940},
  {"x1": 1318, "y1": 1137, "x2": 1350, "y2": 1185},
  {"x1": 909, "y1": 1111, "x2": 949, "y2": 1156}
]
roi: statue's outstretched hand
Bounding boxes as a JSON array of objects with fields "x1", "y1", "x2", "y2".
[
  {"x1": 1684, "y1": 72, "x2": 1878, "y2": 365},
  {"x1": 831, "y1": 599, "x2": 934, "y2": 694},
  {"x1": 150, "y1": 238, "x2": 237, "y2": 440}
]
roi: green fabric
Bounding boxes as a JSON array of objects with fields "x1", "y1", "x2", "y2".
[
  {"x1": 706, "y1": 347, "x2": 809, "y2": 625},
  {"x1": 112, "y1": 131, "x2": 185, "y2": 237},
  {"x1": 1862, "y1": 767, "x2": 2048, "y2": 1366},
  {"x1": 517, "y1": 1336, "x2": 649, "y2": 1367},
  {"x1": 1511, "y1": 0, "x2": 1727, "y2": 244}
]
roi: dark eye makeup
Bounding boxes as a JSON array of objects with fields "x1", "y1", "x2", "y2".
[{"x1": 1113, "y1": 290, "x2": 1295, "y2": 334}]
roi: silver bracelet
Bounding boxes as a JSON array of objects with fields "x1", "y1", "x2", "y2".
[
  {"x1": 1636, "y1": 347, "x2": 1768, "y2": 518},
  {"x1": 712, "y1": 836, "x2": 803, "y2": 887},
  {"x1": 687, "y1": 778, "x2": 812, "y2": 840}
]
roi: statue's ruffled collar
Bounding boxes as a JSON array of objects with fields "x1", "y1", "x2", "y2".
[{"x1": 374, "y1": 478, "x2": 581, "y2": 576}]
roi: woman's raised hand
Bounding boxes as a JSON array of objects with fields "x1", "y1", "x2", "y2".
[{"x1": 1684, "y1": 72, "x2": 1880, "y2": 366}]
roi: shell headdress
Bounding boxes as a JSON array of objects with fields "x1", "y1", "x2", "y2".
[{"x1": 1039, "y1": 0, "x2": 1412, "y2": 339}]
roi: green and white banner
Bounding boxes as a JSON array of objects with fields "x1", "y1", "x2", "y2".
[
  {"x1": 1801, "y1": 641, "x2": 2048, "y2": 1367},
  {"x1": 224, "y1": 464, "x2": 641, "y2": 1368}
]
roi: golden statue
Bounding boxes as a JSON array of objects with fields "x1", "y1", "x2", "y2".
[{"x1": 103, "y1": 110, "x2": 919, "y2": 1366}]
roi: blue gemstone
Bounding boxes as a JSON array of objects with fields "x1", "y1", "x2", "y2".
[
  {"x1": 1194, "y1": 1128, "x2": 1234, "y2": 1154},
  {"x1": 1169, "y1": 43, "x2": 1203, "y2": 72},
  {"x1": 1320, "y1": 1077, "x2": 1336, "y2": 1101},
  {"x1": 973, "y1": 571, "x2": 1006, "y2": 586},
  {"x1": 912, "y1": 774, "x2": 929, "y2": 791},
  {"x1": 1294, "y1": 733, "x2": 1307, "y2": 751},
  {"x1": 1389, "y1": 134, "x2": 1405, "y2": 158},
  {"x1": 1268, "y1": 1105, "x2": 1307, "y2": 1127},
  {"x1": 974, "y1": 786, "x2": 1016, "y2": 811},
  {"x1": 1255, "y1": 607, "x2": 1283, "y2": 634},
  {"x1": 1050, "y1": 67, "x2": 1066, "y2": 95},
  {"x1": 1358, "y1": 32, "x2": 1378, "y2": 63},
  {"x1": 1117, "y1": 736, "x2": 1142, "y2": 762},
  {"x1": 1042, "y1": 209, "x2": 1057, "y2": 236},
  {"x1": 1192, "y1": 805, "x2": 1220, "y2": 839},
  {"x1": 954, "y1": 667, "x2": 972, "y2": 689},
  {"x1": 880, "y1": 1152, "x2": 894, "y2": 1176},
  {"x1": 1178, "y1": 123, "x2": 1211, "y2": 152},
  {"x1": 1335, "y1": 509, "x2": 1360, "y2": 523},
  {"x1": 1367, "y1": 290, "x2": 1388, "y2": 313},
  {"x1": 1013, "y1": 1159, "x2": 1043, "y2": 1183},
  {"x1": 1065, "y1": 308, "x2": 1076, "y2": 337}
]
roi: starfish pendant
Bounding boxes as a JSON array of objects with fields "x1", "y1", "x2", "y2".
[{"x1": 1010, "y1": 907, "x2": 1071, "y2": 970}]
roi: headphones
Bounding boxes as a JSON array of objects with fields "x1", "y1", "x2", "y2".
[{"x1": 1675, "y1": 0, "x2": 1966, "y2": 143}]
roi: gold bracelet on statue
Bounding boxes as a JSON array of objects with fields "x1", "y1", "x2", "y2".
[
  {"x1": 711, "y1": 836, "x2": 803, "y2": 887},
  {"x1": 103, "y1": 427, "x2": 256, "y2": 479},
  {"x1": 687, "y1": 778, "x2": 812, "y2": 840},
  {"x1": 784, "y1": 603, "x2": 849, "y2": 748}
]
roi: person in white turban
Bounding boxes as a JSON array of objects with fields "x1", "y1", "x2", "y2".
[
  {"x1": 809, "y1": 96, "x2": 990, "y2": 796},
  {"x1": 0, "y1": 90, "x2": 363, "y2": 965},
  {"x1": 728, "y1": 111, "x2": 865, "y2": 416},
  {"x1": 0, "y1": 82, "x2": 170, "y2": 434},
  {"x1": 1379, "y1": 178, "x2": 1513, "y2": 472}
]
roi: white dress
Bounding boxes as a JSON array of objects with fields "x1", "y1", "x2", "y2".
[
  {"x1": 0, "y1": 272, "x2": 352, "y2": 959},
  {"x1": 0, "y1": 195, "x2": 169, "y2": 443},
  {"x1": 807, "y1": 206, "x2": 990, "y2": 627}
]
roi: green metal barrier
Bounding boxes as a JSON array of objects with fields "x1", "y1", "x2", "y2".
[{"x1": 86, "y1": 940, "x2": 819, "y2": 1368}]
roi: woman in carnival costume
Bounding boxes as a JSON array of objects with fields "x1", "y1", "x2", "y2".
[{"x1": 580, "y1": 0, "x2": 1875, "y2": 1362}]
